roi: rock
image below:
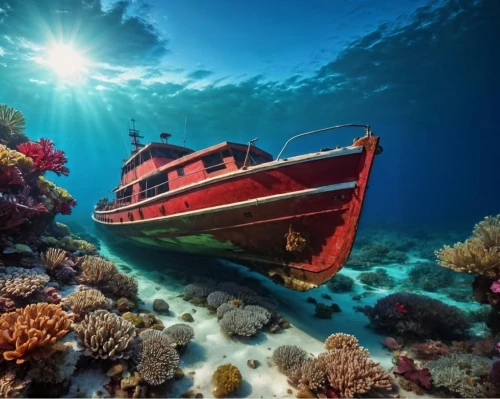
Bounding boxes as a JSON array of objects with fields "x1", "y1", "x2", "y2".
[
  {"x1": 116, "y1": 298, "x2": 135, "y2": 312},
  {"x1": 306, "y1": 297, "x2": 317, "y2": 304},
  {"x1": 331, "y1": 303, "x2": 342, "y2": 313},
  {"x1": 192, "y1": 308, "x2": 197, "y2": 313},
  {"x1": 268, "y1": 324, "x2": 280, "y2": 333},
  {"x1": 174, "y1": 367, "x2": 185, "y2": 381},
  {"x1": 182, "y1": 313, "x2": 194, "y2": 322},
  {"x1": 352, "y1": 294, "x2": 362, "y2": 301},
  {"x1": 121, "y1": 372, "x2": 142, "y2": 390},
  {"x1": 189, "y1": 297, "x2": 204, "y2": 306},
  {"x1": 281, "y1": 322, "x2": 291, "y2": 329},
  {"x1": 155, "y1": 286, "x2": 161, "y2": 291},
  {"x1": 151, "y1": 322, "x2": 165, "y2": 331},
  {"x1": 181, "y1": 390, "x2": 195, "y2": 398},
  {"x1": 321, "y1": 293, "x2": 332, "y2": 300},
  {"x1": 195, "y1": 394, "x2": 203, "y2": 398},
  {"x1": 247, "y1": 359, "x2": 259, "y2": 369},
  {"x1": 187, "y1": 371, "x2": 196, "y2": 379},
  {"x1": 153, "y1": 298, "x2": 169, "y2": 313},
  {"x1": 287, "y1": 389, "x2": 293, "y2": 394},
  {"x1": 122, "y1": 312, "x2": 144, "y2": 327},
  {"x1": 107, "y1": 363, "x2": 125, "y2": 377}
]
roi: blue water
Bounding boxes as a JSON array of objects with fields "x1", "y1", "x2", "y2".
[{"x1": 0, "y1": 0, "x2": 499, "y2": 398}]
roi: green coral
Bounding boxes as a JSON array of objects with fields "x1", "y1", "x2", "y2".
[{"x1": 212, "y1": 364, "x2": 242, "y2": 398}]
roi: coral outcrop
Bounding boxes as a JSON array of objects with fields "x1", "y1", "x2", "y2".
[
  {"x1": 164, "y1": 323, "x2": 195, "y2": 349},
  {"x1": 134, "y1": 329, "x2": 180, "y2": 385},
  {"x1": 76, "y1": 310, "x2": 136, "y2": 360},
  {"x1": 212, "y1": 364, "x2": 242, "y2": 398},
  {"x1": 0, "y1": 267, "x2": 49, "y2": 298},
  {"x1": 356, "y1": 292, "x2": 470, "y2": 340},
  {"x1": 0, "y1": 303, "x2": 72, "y2": 364},
  {"x1": 65, "y1": 288, "x2": 108, "y2": 318},
  {"x1": 272, "y1": 345, "x2": 310, "y2": 375}
]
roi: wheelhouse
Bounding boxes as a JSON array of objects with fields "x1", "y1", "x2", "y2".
[{"x1": 105, "y1": 140, "x2": 273, "y2": 210}]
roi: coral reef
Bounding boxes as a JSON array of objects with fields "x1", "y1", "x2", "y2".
[
  {"x1": 219, "y1": 306, "x2": 271, "y2": 337},
  {"x1": 0, "y1": 367, "x2": 30, "y2": 398},
  {"x1": 65, "y1": 288, "x2": 108, "y2": 318},
  {"x1": 76, "y1": 310, "x2": 136, "y2": 360},
  {"x1": 212, "y1": 364, "x2": 242, "y2": 398},
  {"x1": 0, "y1": 303, "x2": 72, "y2": 364},
  {"x1": 326, "y1": 273, "x2": 354, "y2": 292},
  {"x1": 358, "y1": 268, "x2": 395, "y2": 288},
  {"x1": 317, "y1": 348, "x2": 392, "y2": 398},
  {"x1": 324, "y1": 333, "x2": 360, "y2": 351},
  {"x1": 27, "y1": 343, "x2": 80, "y2": 384},
  {"x1": 134, "y1": 329, "x2": 180, "y2": 385},
  {"x1": 427, "y1": 353, "x2": 496, "y2": 397},
  {"x1": 164, "y1": 323, "x2": 195, "y2": 349},
  {"x1": 184, "y1": 283, "x2": 215, "y2": 298},
  {"x1": 272, "y1": 345, "x2": 310, "y2": 375},
  {"x1": 0, "y1": 267, "x2": 49, "y2": 298},
  {"x1": 356, "y1": 292, "x2": 470, "y2": 340},
  {"x1": 393, "y1": 356, "x2": 430, "y2": 389},
  {"x1": 207, "y1": 291, "x2": 236, "y2": 309},
  {"x1": 0, "y1": 104, "x2": 28, "y2": 149}
]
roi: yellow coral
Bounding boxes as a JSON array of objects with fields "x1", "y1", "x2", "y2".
[
  {"x1": 41, "y1": 247, "x2": 66, "y2": 270},
  {"x1": 212, "y1": 364, "x2": 242, "y2": 398},
  {"x1": 435, "y1": 215, "x2": 500, "y2": 277},
  {"x1": 65, "y1": 289, "x2": 108, "y2": 317},
  {"x1": 0, "y1": 304, "x2": 72, "y2": 364},
  {"x1": 324, "y1": 333, "x2": 359, "y2": 350}
]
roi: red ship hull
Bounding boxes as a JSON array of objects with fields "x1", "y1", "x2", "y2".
[{"x1": 93, "y1": 135, "x2": 379, "y2": 291}]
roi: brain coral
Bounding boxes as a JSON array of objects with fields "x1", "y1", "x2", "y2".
[{"x1": 212, "y1": 363, "x2": 242, "y2": 398}]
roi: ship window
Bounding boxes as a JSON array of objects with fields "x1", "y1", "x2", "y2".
[
  {"x1": 140, "y1": 173, "x2": 169, "y2": 199},
  {"x1": 202, "y1": 152, "x2": 226, "y2": 173},
  {"x1": 134, "y1": 155, "x2": 140, "y2": 168},
  {"x1": 231, "y1": 149, "x2": 270, "y2": 167},
  {"x1": 177, "y1": 167, "x2": 185, "y2": 177},
  {"x1": 141, "y1": 149, "x2": 151, "y2": 163},
  {"x1": 151, "y1": 147, "x2": 193, "y2": 160},
  {"x1": 222, "y1": 149, "x2": 231, "y2": 158},
  {"x1": 117, "y1": 186, "x2": 132, "y2": 202}
]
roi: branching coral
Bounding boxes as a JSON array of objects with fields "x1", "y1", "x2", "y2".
[
  {"x1": 324, "y1": 333, "x2": 359, "y2": 351},
  {"x1": 37, "y1": 176, "x2": 77, "y2": 215},
  {"x1": 0, "y1": 367, "x2": 30, "y2": 398},
  {"x1": 76, "y1": 310, "x2": 136, "y2": 360},
  {"x1": 272, "y1": 345, "x2": 310, "y2": 375},
  {"x1": 207, "y1": 291, "x2": 236, "y2": 308},
  {"x1": 357, "y1": 292, "x2": 470, "y2": 340},
  {"x1": 41, "y1": 247, "x2": 66, "y2": 270},
  {"x1": 217, "y1": 303, "x2": 237, "y2": 319},
  {"x1": 219, "y1": 306, "x2": 272, "y2": 337},
  {"x1": 0, "y1": 303, "x2": 72, "y2": 364},
  {"x1": 427, "y1": 353, "x2": 493, "y2": 397},
  {"x1": 0, "y1": 267, "x2": 49, "y2": 298},
  {"x1": 317, "y1": 348, "x2": 392, "y2": 398},
  {"x1": 435, "y1": 215, "x2": 500, "y2": 278},
  {"x1": 27, "y1": 343, "x2": 80, "y2": 384},
  {"x1": 327, "y1": 273, "x2": 354, "y2": 293},
  {"x1": 212, "y1": 363, "x2": 242, "y2": 398},
  {"x1": 184, "y1": 283, "x2": 215, "y2": 298},
  {"x1": 164, "y1": 323, "x2": 195, "y2": 349},
  {"x1": 291, "y1": 358, "x2": 326, "y2": 392},
  {"x1": 106, "y1": 272, "x2": 138, "y2": 299},
  {"x1": 78, "y1": 255, "x2": 117, "y2": 286},
  {"x1": 134, "y1": 329, "x2": 179, "y2": 385},
  {"x1": 17, "y1": 138, "x2": 69, "y2": 176},
  {"x1": 65, "y1": 288, "x2": 108, "y2": 317}
]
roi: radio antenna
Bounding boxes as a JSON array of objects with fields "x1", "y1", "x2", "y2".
[{"x1": 183, "y1": 115, "x2": 187, "y2": 147}]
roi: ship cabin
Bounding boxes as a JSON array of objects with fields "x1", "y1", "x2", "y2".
[{"x1": 107, "y1": 139, "x2": 273, "y2": 209}]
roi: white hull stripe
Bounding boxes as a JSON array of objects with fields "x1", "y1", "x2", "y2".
[
  {"x1": 97, "y1": 145, "x2": 363, "y2": 214},
  {"x1": 92, "y1": 181, "x2": 357, "y2": 226}
]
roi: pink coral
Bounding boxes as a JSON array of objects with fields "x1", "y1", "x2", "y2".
[
  {"x1": 491, "y1": 280, "x2": 500, "y2": 294},
  {"x1": 394, "y1": 356, "x2": 430, "y2": 389}
]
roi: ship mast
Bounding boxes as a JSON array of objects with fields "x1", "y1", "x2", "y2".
[{"x1": 129, "y1": 117, "x2": 145, "y2": 155}]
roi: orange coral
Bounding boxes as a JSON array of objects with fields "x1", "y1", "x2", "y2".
[{"x1": 0, "y1": 303, "x2": 72, "y2": 364}]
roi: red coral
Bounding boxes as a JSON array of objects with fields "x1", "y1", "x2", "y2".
[
  {"x1": 394, "y1": 356, "x2": 431, "y2": 389},
  {"x1": 0, "y1": 193, "x2": 48, "y2": 230},
  {"x1": 55, "y1": 198, "x2": 77, "y2": 215},
  {"x1": 0, "y1": 166, "x2": 25, "y2": 190},
  {"x1": 17, "y1": 138, "x2": 69, "y2": 176}
]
